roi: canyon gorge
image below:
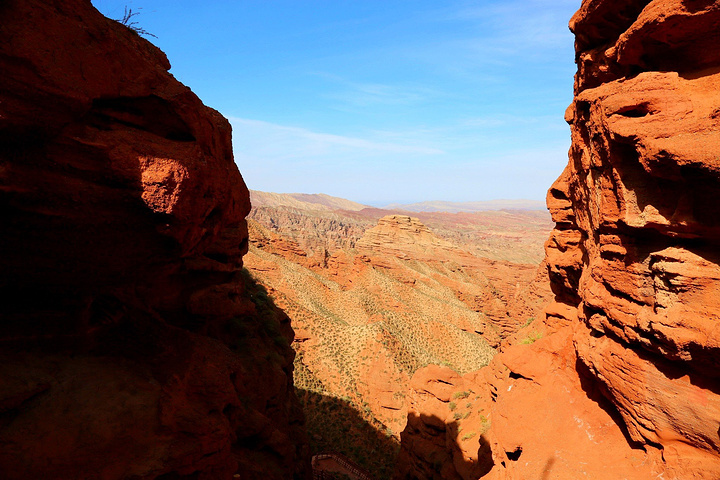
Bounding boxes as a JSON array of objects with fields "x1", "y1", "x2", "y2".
[
  {"x1": 2, "y1": 0, "x2": 720, "y2": 479},
  {"x1": 246, "y1": 196, "x2": 551, "y2": 477}
]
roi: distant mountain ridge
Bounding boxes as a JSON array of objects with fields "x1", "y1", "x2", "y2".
[
  {"x1": 250, "y1": 190, "x2": 369, "y2": 211},
  {"x1": 383, "y1": 199, "x2": 547, "y2": 212},
  {"x1": 251, "y1": 190, "x2": 548, "y2": 214}
]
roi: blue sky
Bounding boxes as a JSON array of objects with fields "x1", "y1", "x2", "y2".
[{"x1": 92, "y1": 0, "x2": 579, "y2": 205}]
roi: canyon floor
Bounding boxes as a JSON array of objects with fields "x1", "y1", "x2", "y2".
[{"x1": 244, "y1": 191, "x2": 553, "y2": 478}]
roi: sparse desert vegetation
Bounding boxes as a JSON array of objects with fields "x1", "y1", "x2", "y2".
[{"x1": 244, "y1": 199, "x2": 552, "y2": 475}]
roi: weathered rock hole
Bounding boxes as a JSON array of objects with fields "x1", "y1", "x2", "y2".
[
  {"x1": 576, "y1": 100, "x2": 591, "y2": 119},
  {"x1": 508, "y1": 372, "x2": 532, "y2": 381},
  {"x1": 205, "y1": 252, "x2": 229, "y2": 263},
  {"x1": 506, "y1": 447, "x2": 522, "y2": 461},
  {"x1": 549, "y1": 187, "x2": 568, "y2": 200},
  {"x1": 600, "y1": 249, "x2": 625, "y2": 261},
  {"x1": 589, "y1": 329, "x2": 605, "y2": 339},
  {"x1": 615, "y1": 104, "x2": 651, "y2": 118}
]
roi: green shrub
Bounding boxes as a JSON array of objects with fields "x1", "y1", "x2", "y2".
[{"x1": 520, "y1": 331, "x2": 543, "y2": 345}]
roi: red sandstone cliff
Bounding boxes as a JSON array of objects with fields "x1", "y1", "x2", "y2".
[
  {"x1": 395, "y1": 1, "x2": 720, "y2": 478},
  {"x1": 0, "y1": 1, "x2": 309, "y2": 478}
]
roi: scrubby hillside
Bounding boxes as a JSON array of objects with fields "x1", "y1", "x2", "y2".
[{"x1": 245, "y1": 201, "x2": 551, "y2": 477}]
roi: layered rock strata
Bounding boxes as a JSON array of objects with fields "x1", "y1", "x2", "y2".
[
  {"x1": 0, "y1": 1, "x2": 308, "y2": 478},
  {"x1": 549, "y1": 0, "x2": 720, "y2": 475},
  {"x1": 356, "y1": 215, "x2": 460, "y2": 260},
  {"x1": 396, "y1": 0, "x2": 720, "y2": 478}
]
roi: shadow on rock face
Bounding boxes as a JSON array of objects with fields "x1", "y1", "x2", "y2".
[
  {"x1": 0, "y1": 267, "x2": 312, "y2": 480},
  {"x1": 298, "y1": 389, "x2": 400, "y2": 480},
  {"x1": 394, "y1": 412, "x2": 494, "y2": 480}
]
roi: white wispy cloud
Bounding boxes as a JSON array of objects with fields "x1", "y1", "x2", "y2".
[
  {"x1": 394, "y1": 1, "x2": 576, "y2": 81},
  {"x1": 307, "y1": 71, "x2": 446, "y2": 108},
  {"x1": 327, "y1": 82, "x2": 429, "y2": 107},
  {"x1": 228, "y1": 116, "x2": 567, "y2": 204},
  {"x1": 228, "y1": 117, "x2": 448, "y2": 204},
  {"x1": 228, "y1": 117, "x2": 445, "y2": 160}
]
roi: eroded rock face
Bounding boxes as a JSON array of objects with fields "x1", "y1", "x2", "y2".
[
  {"x1": 549, "y1": 0, "x2": 720, "y2": 476},
  {"x1": 394, "y1": 365, "x2": 495, "y2": 480},
  {"x1": 0, "y1": 1, "x2": 309, "y2": 478},
  {"x1": 356, "y1": 215, "x2": 459, "y2": 260},
  {"x1": 396, "y1": 1, "x2": 720, "y2": 478}
]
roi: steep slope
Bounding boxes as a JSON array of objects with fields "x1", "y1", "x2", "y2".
[
  {"x1": 245, "y1": 212, "x2": 550, "y2": 478},
  {"x1": 355, "y1": 215, "x2": 549, "y2": 337},
  {"x1": 250, "y1": 205, "x2": 375, "y2": 257},
  {"x1": 0, "y1": 1, "x2": 308, "y2": 479},
  {"x1": 395, "y1": 1, "x2": 720, "y2": 479}
]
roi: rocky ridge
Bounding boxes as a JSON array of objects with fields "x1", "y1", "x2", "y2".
[
  {"x1": 250, "y1": 195, "x2": 554, "y2": 265},
  {"x1": 249, "y1": 205, "x2": 374, "y2": 257},
  {"x1": 0, "y1": 1, "x2": 308, "y2": 478},
  {"x1": 395, "y1": 1, "x2": 720, "y2": 478},
  {"x1": 356, "y1": 215, "x2": 460, "y2": 260}
]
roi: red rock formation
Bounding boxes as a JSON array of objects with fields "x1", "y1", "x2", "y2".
[
  {"x1": 549, "y1": 0, "x2": 720, "y2": 475},
  {"x1": 250, "y1": 199, "x2": 554, "y2": 266},
  {"x1": 396, "y1": 1, "x2": 720, "y2": 478},
  {"x1": 0, "y1": 1, "x2": 309, "y2": 478},
  {"x1": 356, "y1": 215, "x2": 460, "y2": 260}
]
